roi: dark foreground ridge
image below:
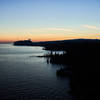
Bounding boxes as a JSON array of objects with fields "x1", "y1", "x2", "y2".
[
  {"x1": 14, "y1": 39, "x2": 100, "y2": 100},
  {"x1": 42, "y1": 39, "x2": 100, "y2": 100}
]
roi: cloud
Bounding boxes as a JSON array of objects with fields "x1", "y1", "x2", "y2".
[
  {"x1": 39, "y1": 28, "x2": 74, "y2": 32},
  {"x1": 0, "y1": 27, "x2": 78, "y2": 35},
  {"x1": 24, "y1": 27, "x2": 77, "y2": 34},
  {"x1": 83, "y1": 25, "x2": 100, "y2": 30}
]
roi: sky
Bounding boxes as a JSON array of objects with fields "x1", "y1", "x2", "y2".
[{"x1": 0, "y1": 0, "x2": 100, "y2": 42}]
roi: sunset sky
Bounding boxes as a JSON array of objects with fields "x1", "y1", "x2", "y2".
[{"x1": 0, "y1": 0, "x2": 100, "y2": 42}]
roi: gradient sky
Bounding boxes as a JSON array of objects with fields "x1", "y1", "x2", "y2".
[{"x1": 0, "y1": 0, "x2": 100, "y2": 42}]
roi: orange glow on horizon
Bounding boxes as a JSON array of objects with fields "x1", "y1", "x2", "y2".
[
  {"x1": 0, "y1": 36, "x2": 100, "y2": 43},
  {"x1": 0, "y1": 32, "x2": 100, "y2": 43}
]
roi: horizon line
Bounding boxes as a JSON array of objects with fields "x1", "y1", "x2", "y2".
[{"x1": 0, "y1": 38, "x2": 100, "y2": 43}]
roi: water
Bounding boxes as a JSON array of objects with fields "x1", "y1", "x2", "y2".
[{"x1": 0, "y1": 44, "x2": 70, "y2": 100}]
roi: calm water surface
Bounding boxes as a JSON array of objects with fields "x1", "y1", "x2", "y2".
[{"x1": 0, "y1": 44, "x2": 71, "y2": 100}]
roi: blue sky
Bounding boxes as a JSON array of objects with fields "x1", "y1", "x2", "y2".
[{"x1": 0, "y1": 0, "x2": 100, "y2": 42}]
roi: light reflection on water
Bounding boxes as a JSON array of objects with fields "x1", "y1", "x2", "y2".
[{"x1": 0, "y1": 44, "x2": 71, "y2": 100}]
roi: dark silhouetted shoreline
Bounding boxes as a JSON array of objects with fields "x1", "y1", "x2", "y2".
[
  {"x1": 43, "y1": 39, "x2": 100, "y2": 100},
  {"x1": 14, "y1": 39, "x2": 100, "y2": 100}
]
